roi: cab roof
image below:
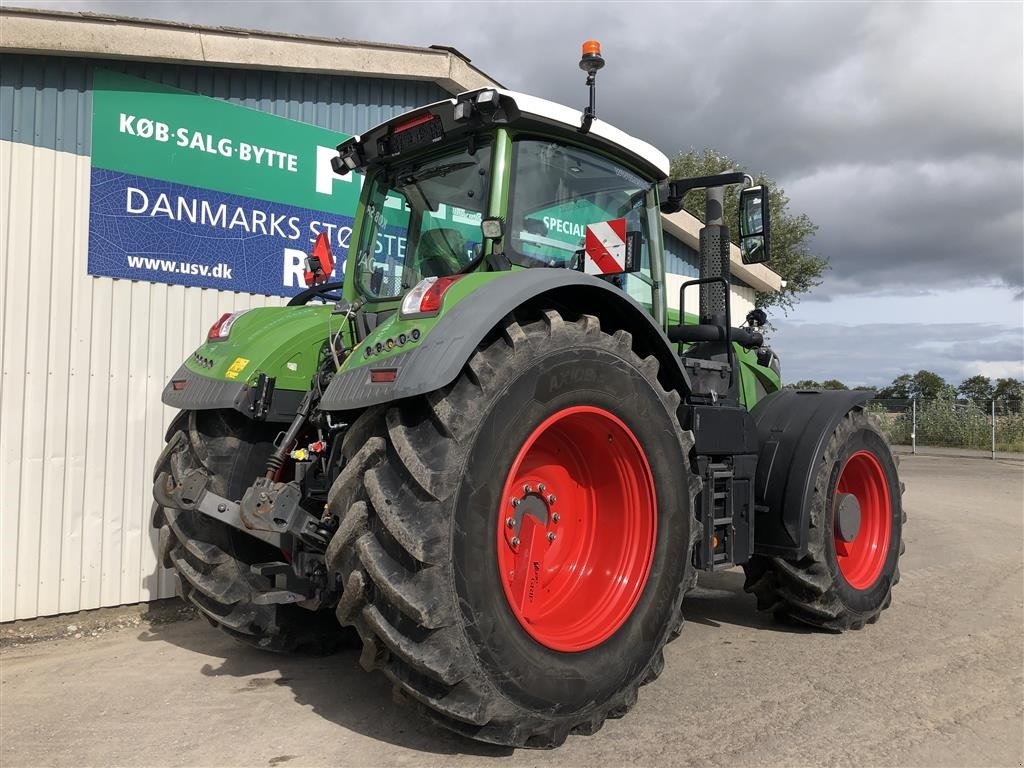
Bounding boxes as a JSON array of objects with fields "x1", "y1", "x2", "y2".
[
  {"x1": 335, "y1": 87, "x2": 671, "y2": 182},
  {"x1": 475, "y1": 88, "x2": 671, "y2": 179}
]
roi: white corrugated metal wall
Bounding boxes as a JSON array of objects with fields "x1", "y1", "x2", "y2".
[
  {"x1": 0, "y1": 138, "x2": 286, "y2": 620},
  {"x1": 0, "y1": 54, "x2": 447, "y2": 622}
]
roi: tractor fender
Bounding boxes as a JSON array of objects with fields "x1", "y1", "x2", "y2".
[
  {"x1": 320, "y1": 268, "x2": 687, "y2": 412},
  {"x1": 750, "y1": 389, "x2": 872, "y2": 558}
]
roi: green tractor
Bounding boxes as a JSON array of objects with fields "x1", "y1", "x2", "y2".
[{"x1": 153, "y1": 42, "x2": 904, "y2": 747}]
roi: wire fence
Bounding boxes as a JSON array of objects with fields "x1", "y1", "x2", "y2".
[{"x1": 866, "y1": 398, "x2": 1024, "y2": 458}]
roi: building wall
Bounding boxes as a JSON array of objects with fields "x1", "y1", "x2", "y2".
[
  {"x1": 0, "y1": 54, "x2": 448, "y2": 622},
  {"x1": 664, "y1": 232, "x2": 759, "y2": 321}
]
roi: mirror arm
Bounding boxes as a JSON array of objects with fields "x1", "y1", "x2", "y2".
[{"x1": 660, "y1": 171, "x2": 748, "y2": 214}]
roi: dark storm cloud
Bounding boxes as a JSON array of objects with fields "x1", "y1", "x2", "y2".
[
  {"x1": 787, "y1": 155, "x2": 1024, "y2": 294},
  {"x1": 15, "y1": 0, "x2": 1024, "y2": 297}
]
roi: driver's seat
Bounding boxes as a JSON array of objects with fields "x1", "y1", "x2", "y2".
[{"x1": 414, "y1": 228, "x2": 466, "y2": 277}]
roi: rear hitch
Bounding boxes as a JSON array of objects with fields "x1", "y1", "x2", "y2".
[
  {"x1": 239, "y1": 477, "x2": 335, "y2": 551},
  {"x1": 154, "y1": 468, "x2": 281, "y2": 549},
  {"x1": 154, "y1": 467, "x2": 336, "y2": 607},
  {"x1": 249, "y1": 561, "x2": 328, "y2": 609}
]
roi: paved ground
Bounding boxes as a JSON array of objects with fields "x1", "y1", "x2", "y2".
[{"x1": 3, "y1": 454, "x2": 1022, "y2": 767}]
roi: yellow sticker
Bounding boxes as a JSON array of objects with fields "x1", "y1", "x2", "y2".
[{"x1": 224, "y1": 357, "x2": 250, "y2": 379}]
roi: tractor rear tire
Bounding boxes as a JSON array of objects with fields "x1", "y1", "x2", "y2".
[
  {"x1": 325, "y1": 310, "x2": 700, "y2": 747},
  {"x1": 153, "y1": 409, "x2": 347, "y2": 654},
  {"x1": 742, "y1": 407, "x2": 905, "y2": 631}
]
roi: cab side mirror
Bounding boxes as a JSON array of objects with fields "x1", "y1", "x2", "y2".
[{"x1": 738, "y1": 185, "x2": 771, "y2": 265}]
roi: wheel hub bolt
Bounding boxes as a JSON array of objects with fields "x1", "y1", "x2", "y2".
[
  {"x1": 511, "y1": 498, "x2": 519, "y2": 507},
  {"x1": 523, "y1": 484, "x2": 533, "y2": 494},
  {"x1": 511, "y1": 536, "x2": 520, "y2": 548},
  {"x1": 552, "y1": 513, "x2": 560, "y2": 523},
  {"x1": 547, "y1": 532, "x2": 556, "y2": 542},
  {"x1": 547, "y1": 494, "x2": 556, "y2": 504},
  {"x1": 506, "y1": 517, "x2": 515, "y2": 528},
  {"x1": 538, "y1": 483, "x2": 546, "y2": 493}
]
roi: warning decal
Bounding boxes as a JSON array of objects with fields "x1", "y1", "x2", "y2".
[{"x1": 583, "y1": 218, "x2": 627, "y2": 275}]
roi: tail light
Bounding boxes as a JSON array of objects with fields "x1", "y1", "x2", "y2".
[
  {"x1": 304, "y1": 232, "x2": 335, "y2": 286},
  {"x1": 400, "y1": 275, "x2": 464, "y2": 318},
  {"x1": 207, "y1": 311, "x2": 246, "y2": 341}
]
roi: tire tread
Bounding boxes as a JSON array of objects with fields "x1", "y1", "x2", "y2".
[{"x1": 327, "y1": 311, "x2": 701, "y2": 747}]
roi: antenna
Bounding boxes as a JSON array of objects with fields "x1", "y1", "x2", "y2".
[{"x1": 578, "y1": 40, "x2": 604, "y2": 134}]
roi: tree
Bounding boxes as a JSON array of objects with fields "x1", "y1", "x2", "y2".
[
  {"x1": 877, "y1": 370, "x2": 954, "y2": 401},
  {"x1": 821, "y1": 379, "x2": 849, "y2": 391},
  {"x1": 784, "y1": 378, "x2": 848, "y2": 391},
  {"x1": 786, "y1": 379, "x2": 822, "y2": 390},
  {"x1": 911, "y1": 370, "x2": 954, "y2": 401},
  {"x1": 877, "y1": 374, "x2": 913, "y2": 400},
  {"x1": 669, "y1": 148, "x2": 829, "y2": 313},
  {"x1": 957, "y1": 374, "x2": 994, "y2": 405},
  {"x1": 994, "y1": 377, "x2": 1024, "y2": 411}
]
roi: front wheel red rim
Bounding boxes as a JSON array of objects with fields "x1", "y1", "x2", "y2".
[
  {"x1": 834, "y1": 450, "x2": 892, "y2": 590},
  {"x1": 496, "y1": 406, "x2": 657, "y2": 652}
]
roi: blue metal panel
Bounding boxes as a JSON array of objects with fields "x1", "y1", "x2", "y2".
[
  {"x1": 664, "y1": 230, "x2": 755, "y2": 290},
  {"x1": 0, "y1": 53, "x2": 449, "y2": 155},
  {"x1": 664, "y1": 232, "x2": 699, "y2": 278}
]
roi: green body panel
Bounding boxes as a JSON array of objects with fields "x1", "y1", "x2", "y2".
[
  {"x1": 184, "y1": 304, "x2": 349, "y2": 390},
  {"x1": 735, "y1": 345, "x2": 782, "y2": 405},
  {"x1": 340, "y1": 270, "x2": 510, "y2": 369}
]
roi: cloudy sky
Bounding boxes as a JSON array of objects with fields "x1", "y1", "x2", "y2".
[{"x1": 18, "y1": 0, "x2": 1024, "y2": 387}]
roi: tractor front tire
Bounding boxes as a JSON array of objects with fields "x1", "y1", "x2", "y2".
[
  {"x1": 153, "y1": 409, "x2": 346, "y2": 654},
  {"x1": 326, "y1": 311, "x2": 700, "y2": 747},
  {"x1": 743, "y1": 407, "x2": 905, "y2": 631}
]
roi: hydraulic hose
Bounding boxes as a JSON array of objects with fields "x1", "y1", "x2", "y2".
[{"x1": 264, "y1": 389, "x2": 316, "y2": 480}]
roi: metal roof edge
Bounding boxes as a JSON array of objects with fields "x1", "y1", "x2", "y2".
[{"x1": 0, "y1": 6, "x2": 501, "y2": 92}]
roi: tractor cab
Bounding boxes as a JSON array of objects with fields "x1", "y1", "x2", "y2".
[
  {"x1": 330, "y1": 49, "x2": 771, "y2": 412},
  {"x1": 331, "y1": 78, "x2": 671, "y2": 323}
]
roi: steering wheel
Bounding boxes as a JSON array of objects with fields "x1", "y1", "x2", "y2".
[{"x1": 286, "y1": 281, "x2": 345, "y2": 306}]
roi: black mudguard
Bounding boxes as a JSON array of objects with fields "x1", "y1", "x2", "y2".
[
  {"x1": 161, "y1": 364, "x2": 304, "y2": 423},
  {"x1": 320, "y1": 269, "x2": 687, "y2": 411},
  {"x1": 750, "y1": 389, "x2": 872, "y2": 558}
]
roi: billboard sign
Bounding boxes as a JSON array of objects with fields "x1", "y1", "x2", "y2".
[{"x1": 88, "y1": 68, "x2": 365, "y2": 297}]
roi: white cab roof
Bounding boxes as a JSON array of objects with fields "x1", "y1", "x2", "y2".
[{"x1": 463, "y1": 88, "x2": 672, "y2": 179}]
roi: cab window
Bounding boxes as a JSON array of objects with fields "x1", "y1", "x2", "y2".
[
  {"x1": 355, "y1": 144, "x2": 491, "y2": 300},
  {"x1": 507, "y1": 138, "x2": 657, "y2": 310}
]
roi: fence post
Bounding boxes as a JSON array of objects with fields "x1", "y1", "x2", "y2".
[
  {"x1": 991, "y1": 398, "x2": 996, "y2": 460},
  {"x1": 911, "y1": 398, "x2": 917, "y2": 455}
]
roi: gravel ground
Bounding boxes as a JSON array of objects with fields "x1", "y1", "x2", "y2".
[{"x1": 2, "y1": 454, "x2": 1022, "y2": 767}]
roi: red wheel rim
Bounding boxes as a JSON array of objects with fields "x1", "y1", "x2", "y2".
[
  {"x1": 496, "y1": 406, "x2": 657, "y2": 652},
  {"x1": 834, "y1": 450, "x2": 892, "y2": 590}
]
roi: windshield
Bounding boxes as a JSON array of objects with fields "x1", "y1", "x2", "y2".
[
  {"x1": 354, "y1": 143, "x2": 491, "y2": 300},
  {"x1": 506, "y1": 139, "x2": 655, "y2": 270}
]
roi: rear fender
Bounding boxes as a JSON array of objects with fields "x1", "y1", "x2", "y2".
[
  {"x1": 319, "y1": 269, "x2": 687, "y2": 412},
  {"x1": 161, "y1": 304, "x2": 341, "y2": 423},
  {"x1": 751, "y1": 389, "x2": 872, "y2": 558}
]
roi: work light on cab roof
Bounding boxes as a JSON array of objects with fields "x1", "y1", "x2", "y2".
[{"x1": 578, "y1": 39, "x2": 605, "y2": 133}]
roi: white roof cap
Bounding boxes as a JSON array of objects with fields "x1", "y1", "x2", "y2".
[{"x1": 464, "y1": 88, "x2": 672, "y2": 179}]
